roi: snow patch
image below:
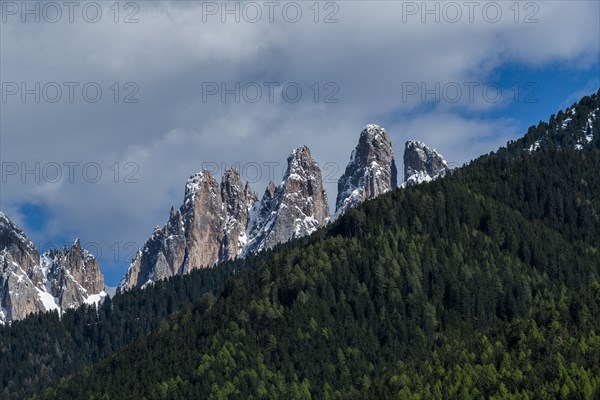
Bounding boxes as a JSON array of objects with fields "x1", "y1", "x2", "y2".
[
  {"x1": 84, "y1": 291, "x2": 107, "y2": 307},
  {"x1": 527, "y1": 140, "x2": 541, "y2": 153},
  {"x1": 36, "y1": 287, "x2": 60, "y2": 312}
]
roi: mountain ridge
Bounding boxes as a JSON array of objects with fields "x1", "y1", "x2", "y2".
[
  {"x1": 334, "y1": 124, "x2": 398, "y2": 217},
  {"x1": 1, "y1": 89, "x2": 598, "y2": 399},
  {"x1": 119, "y1": 145, "x2": 331, "y2": 292},
  {"x1": 35, "y1": 129, "x2": 600, "y2": 399},
  {"x1": 0, "y1": 213, "x2": 105, "y2": 324}
]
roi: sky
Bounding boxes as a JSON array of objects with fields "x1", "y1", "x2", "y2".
[{"x1": 1, "y1": 0, "x2": 599, "y2": 286}]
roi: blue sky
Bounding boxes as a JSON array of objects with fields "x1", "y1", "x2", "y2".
[{"x1": 1, "y1": 1, "x2": 599, "y2": 286}]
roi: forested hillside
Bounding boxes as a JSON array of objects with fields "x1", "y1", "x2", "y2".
[
  {"x1": 0, "y1": 260, "x2": 241, "y2": 399},
  {"x1": 508, "y1": 90, "x2": 599, "y2": 155},
  {"x1": 34, "y1": 96, "x2": 600, "y2": 397},
  {"x1": 1, "y1": 91, "x2": 598, "y2": 399}
]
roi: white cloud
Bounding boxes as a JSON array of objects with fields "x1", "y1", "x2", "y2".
[{"x1": 1, "y1": 0, "x2": 598, "y2": 284}]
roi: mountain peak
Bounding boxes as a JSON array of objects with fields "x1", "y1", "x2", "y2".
[
  {"x1": 120, "y1": 165, "x2": 260, "y2": 292},
  {"x1": 222, "y1": 166, "x2": 241, "y2": 181},
  {"x1": 335, "y1": 125, "x2": 397, "y2": 217},
  {"x1": 265, "y1": 181, "x2": 276, "y2": 197},
  {"x1": 291, "y1": 144, "x2": 311, "y2": 156},
  {"x1": 0, "y1": 212, "x2": 104, "y2": 323},
  {"x1": 185, "y1": 169, "x2": 215, "y2": 192},
  {"x1": 402, "y1": 140, "x2": 450, "y2": 186},
  {"x1": 244, "y1": 145, "x2": 330, "y2": 255},
  {"x1": 362, "y1": 123, "x2": 384, "y2": 134},
  {"x1": 286, "y1": 145, "x2": 315, "y2": 178},
  {"x1": 42, "y1": 240, "x2": 105, "y2": 310},
  {"x1": 120, "y1": 144, "x2": 331, "y2": 291}
]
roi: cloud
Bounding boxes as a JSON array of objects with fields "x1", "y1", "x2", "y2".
[
  {"x1": 388, "y1": 111, "x2": 519, "y2": 168},
  {"x1": 1, "y1": 0, "x2": 598, "y2": 284}
]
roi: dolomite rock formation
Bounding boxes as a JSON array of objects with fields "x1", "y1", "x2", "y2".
[{"x1": 335, "y1": 124, "x2": 398, "y2": 217}]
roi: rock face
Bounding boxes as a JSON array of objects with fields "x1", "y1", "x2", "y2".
[
  {"x1": 119, "y1": 146, "x2": 330, "y2": 292},
  {"x1": 0, "y1": 212, "x2": 105, "y2": 324},
  {"x1": 335, "y1": 124, "x2": 398, "y2": 217},
  {"x1": 244, "y1": 146, "x2": 330, "y2": 255},
  {"x1": 119, "y1": 167, "x2": 258, "y2": 292},
  {"x1": 122, "y1": 133, "x2": 451, "y2": 292},
  {"x1": 42, "y1": 239, "x2": 105, "y2": 310},
  {"x1": 0, "y1": 212, "x2": 46, "y2": 323},
  {"x1": 121, "y1": 130, "x2": 453, "y2": 292},
  {"x1": 121, "y1": 207, "x2": 187, "y2": 290},
  {"x1": 220, "y1": 176, "x2": 257, "y2": 262},
  {"x1": 402, "y1": 140, "x2": 449, "y2": 186}
]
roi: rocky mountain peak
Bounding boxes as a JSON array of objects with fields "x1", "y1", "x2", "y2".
[
  {"x1": 0, "y1": 213, "x2": 45, "y2": 323},
  {"x1": 264, "y1": 181, "x2": 276, "y2": 199},
  {"x1": 221, "y1": 167, "x2": 245, "y2": 215},
  {"x1": 286, "y1": 145, "x2": 313, "y2": 175},
  {"x1": 182, "y1": 170, "x2": 219, "y2": 213},
  {"x1": 0, "y1": 212, "x2": 42, "y2": 283},
  {"x1": 335, "y1": 124, "x2": 398, "y2": 217},
  {"x1": 119, "y1": 166, "x2": 260, "y2": 292},
  {"x1": 402, "y1": 140, "x2": 449, "y2": 186},
  {"x1": 244, "y1": 145, "x2": 330, "y2": 256},
  {"x1": 122, "y1": 128, "x2": 454, "y2": 292},
  {"x1": 244, "y1": 181, "x2": 254, "y2": 197},
  {"x1": 219, "y1": 166, "x2": 257, "y2": 262},
  {"x1": 42, "y1": 239, "x2": 105, "y2": 309},
  {"x1": 0, "y1": 213, "x2": 105, "y2": 324}
]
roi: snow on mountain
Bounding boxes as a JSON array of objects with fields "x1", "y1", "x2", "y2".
[
  {"x1": 243, "y1": 145, "x2": 330, "y2": 255},
  {"x1": 118, "y1": 167, "x2": 259, "y2": 292},
  {"x1": 525, "y1": 101, "x2": 599, "y2": 153},
  {"x1": 402, "y1": 140, "x2": 450, "y2": 187},
  {"x1": 120, "y1": 146, "x2": 329, "y2": 291},
  {"x1": 334, "y1": 124, "x2": 397, "y2": 217},
  {"x1": 119, "y1": 125, "x2": 459, "y2": 292},
  {"x1": 0, "y1": 212, "x2": 105, "y2": 324},
  {"x1": 41, "y1": 239, "x2": 105, "y2": 310}
]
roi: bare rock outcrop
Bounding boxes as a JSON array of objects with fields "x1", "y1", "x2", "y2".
[{"x1": 335, "y1": 124, "x2": 398, "y2": 217}]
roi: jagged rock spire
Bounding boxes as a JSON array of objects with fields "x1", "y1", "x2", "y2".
[
  {"x1": 119, "y1": 145, "x2": 331, "y2": 291},
  {"x1": 402, "y1": 140, "x2": 449, "y2": 186},
  {"x1": 0, "y1": 212, "x2": 105, "y2": 324},
  {"x1": 244, "y1": 145, "x2": 330, "y2": 255},
  {"x1": 119, "y1": 166, "x2": 258, "y2": 292},
  {"x1": 335, "y1": 124, "x2": 397, "y2": 217}
]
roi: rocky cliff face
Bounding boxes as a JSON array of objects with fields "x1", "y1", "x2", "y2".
[
  {"x1": 244, "y1": 146, "x2": 330, "y2": 255},
  {"x1": 180, "y1": 170, "x2": 228, "y2": 273},
  {"x1": 402, "y1": 140, "x2": 449, "y2": 186},
  {"x1": 0, "y1": 212, "x2": 105, "y2": 324},
  {"x1": 42, "y1": 239, "x2": 105, "y2": 310},
  {"x1": 335, "y1": 124, "x2": 398, "y2": 217},
  {"x1": 219, "y1": 176, "x2": 257, "y2": 262},
  {"x1": 119, "y1": 131, "x2": 455, "y2": 292},
  {"x1": 119, "y1": 167, "x2": 258, "y2": 292},
  {"x1": 0, "y1": 212, "x2": 46, "y2": 323},
  {"x1": 120, "y1": 146, "x2": 330, "y2": 291}
]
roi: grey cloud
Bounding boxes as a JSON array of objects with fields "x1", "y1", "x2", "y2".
[{"x1": 1, "y1": 0, "x2": 598, "y2": 283}]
